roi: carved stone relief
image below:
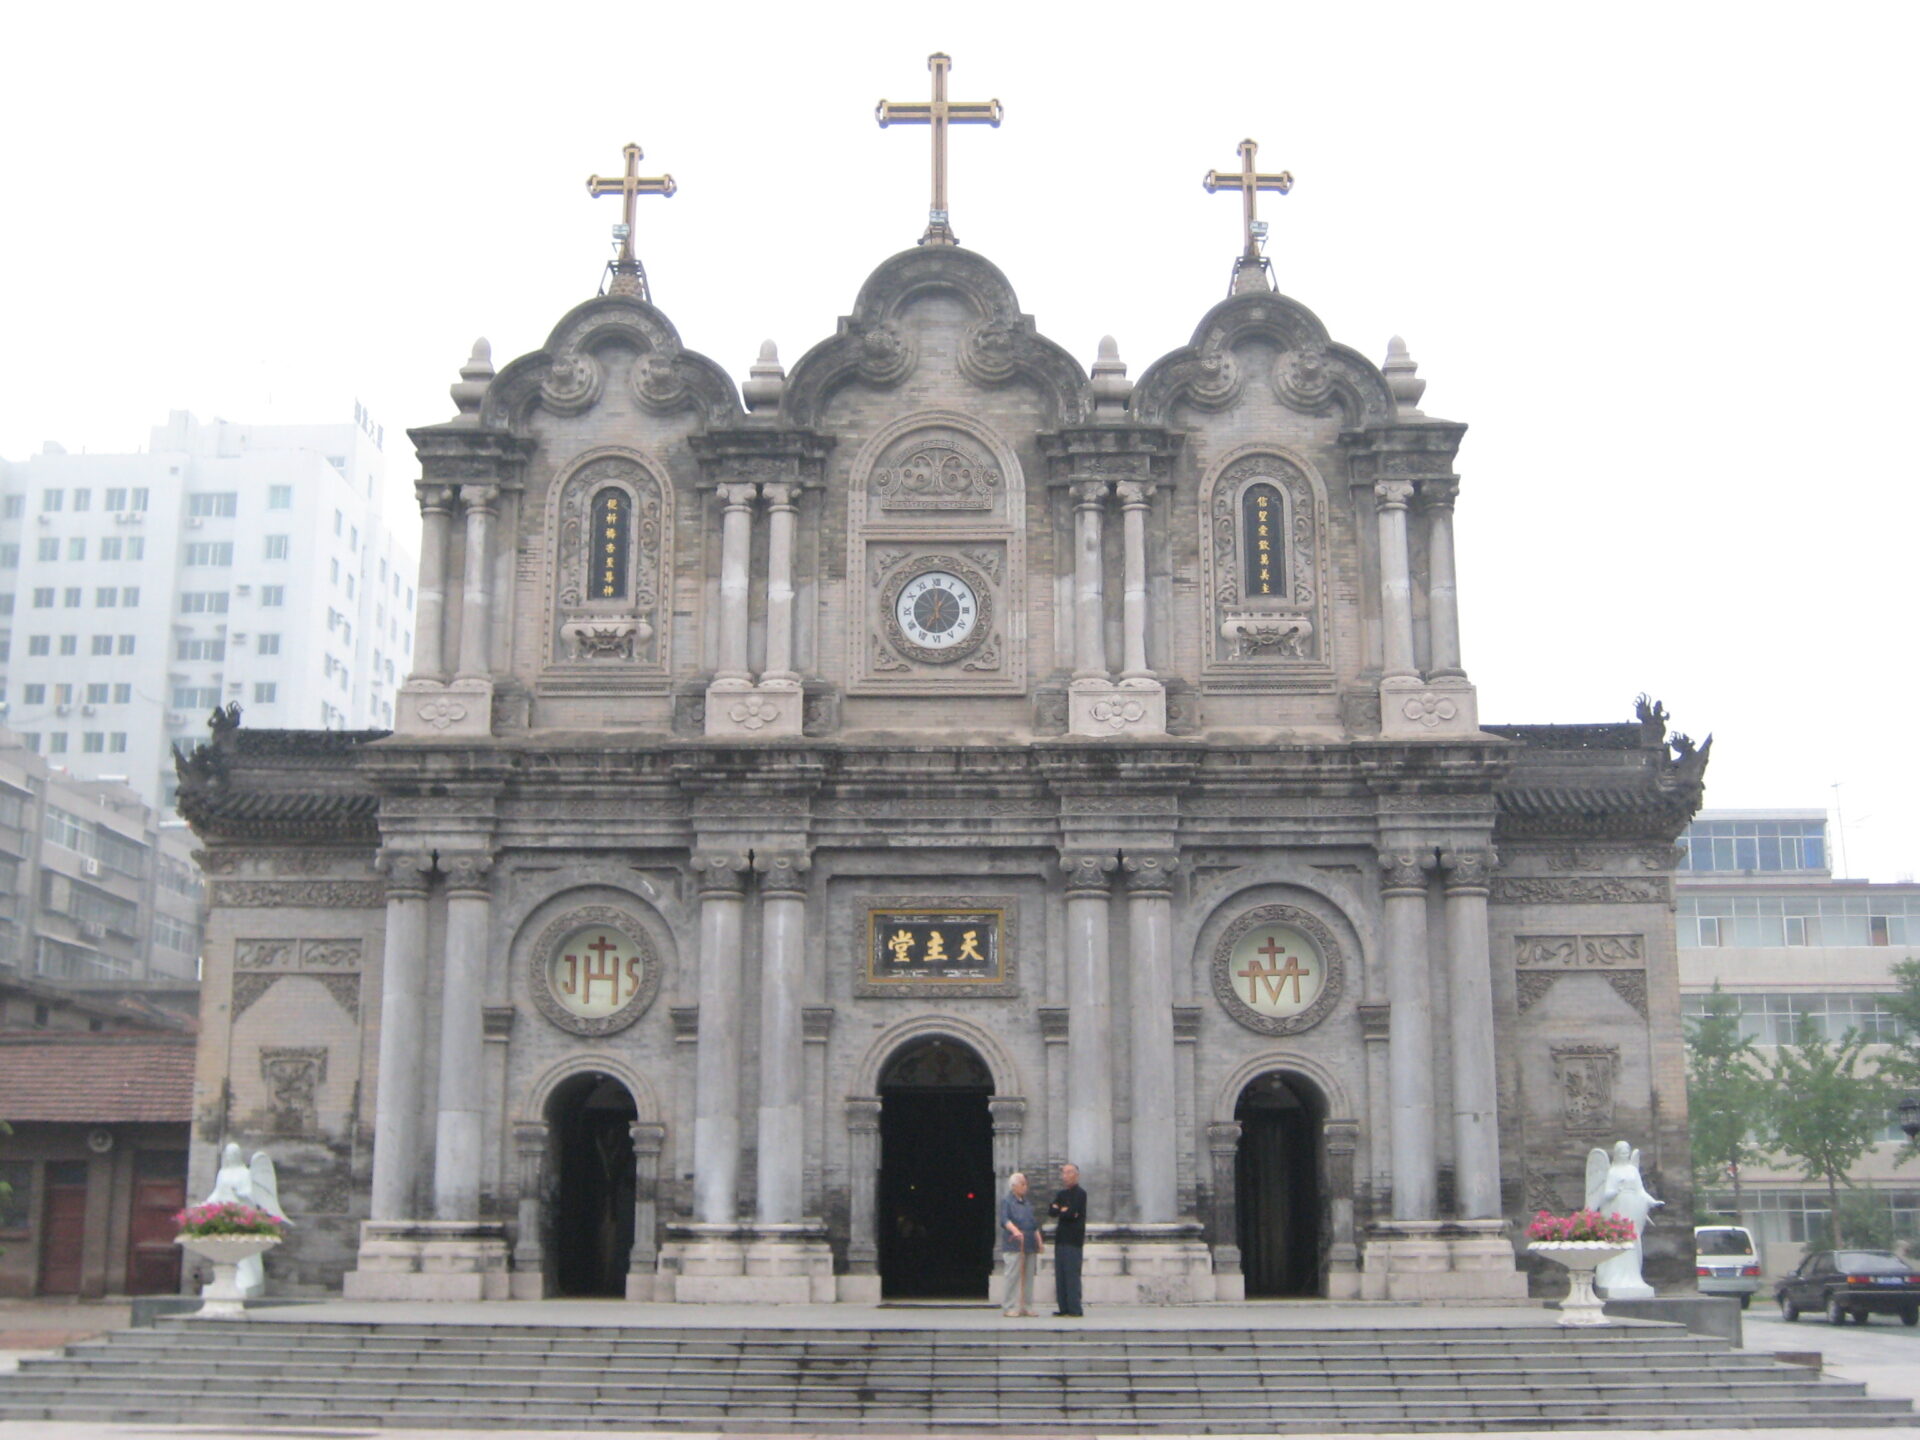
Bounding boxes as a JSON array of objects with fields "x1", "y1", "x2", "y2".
[
  {"x1": 259, "y1": 1046, "x2": 328, "y2": 1135},
  {"x1": 1550, "y1": 1044, "x2": 1619, "y2": 1133},
  {"x1": 1515, "y1": 933, "x2": 1650, "y2": 1018},
  {"x1": 1199, "y1": 451, "x2": 1332, "y2": 684},
  {"x1": 546, "y1": 452, "x2": 670, "y2": 672},
  {"x1": 874, "y1": 436, "x2": 1002, "y2": 512},
  {"x1": 1493, "y1": 876, "x2": 1669, "y2": 905},
  {"x1": 1210, "y1": 903, "x2": 1346, "y2": 1036}
]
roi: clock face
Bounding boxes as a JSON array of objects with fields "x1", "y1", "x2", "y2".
[{"x1": 894, "y1": 570, "x2": 978, "y2": 650}]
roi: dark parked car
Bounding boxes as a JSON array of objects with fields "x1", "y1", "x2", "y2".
[{"x1": 1776, "y1": 1249, "x2": 1920, "y2": 1325}]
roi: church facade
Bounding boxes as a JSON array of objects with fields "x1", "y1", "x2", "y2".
[{"x1": 176, "y1": 139, "x2": 1708, "y2": 1303}]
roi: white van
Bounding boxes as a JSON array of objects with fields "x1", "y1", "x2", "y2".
[{"x1": 1695, "y1": 1224, "x2": 1762, "y2": 1307}]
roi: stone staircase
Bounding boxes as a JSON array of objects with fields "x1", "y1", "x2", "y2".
[{"x1": 0, "y1": 1317, "x2": 1911, "y2": 1431}]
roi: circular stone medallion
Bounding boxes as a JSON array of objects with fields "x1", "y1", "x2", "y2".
[
  {"x1": 529, "y1": 907, "x2": 661, "y2": 1036},
  {"x1": 1212, "y1": 904, "x2": 1344, "y2": 1035}
]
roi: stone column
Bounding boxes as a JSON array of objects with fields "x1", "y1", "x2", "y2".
[
  {"x1": 410, "y1": 485, "x2": 454, "y2": 681},
  {"x1": 370, "y1": 851, "x2": 432, "y2": 1221},
  {"x1": 761, "y1": 482, "x2": 799, "y2": 683},
  {"x1": 691, "y1": 852, "x2": 750, "y2": 1223},
  {"x1": 1379, "y1": 849, "x2": 1438, "y2": 1221},
  {"x1": 1061, "y1": 853, "x2": 1117, "y2": 1183},
  {"x1": 1324, "y1": 1119, "x2": 1360, "y2": 1267},
  {"x1": 1441, "y1": 848, "x2": 1502, "y2": 1219},
  {"x1": 455, "y1": 485, "x2": 498, "y2": 680},
  {"x1": 1206, "y1": 1121, "x2": 1243, "y2": 1273},
  {"x1": 1116, "y1": 481, "x2": 1155, "y2": 681},
  {"x1": 989, "y1": 1096, "x2": 1027, "y2": 1183},
  {"x1": 755, "y1": 852, "x2": 810, "y2": 1224},
  {"x1": 433, "y1": 853, "x2": 494, "y2": 1221},
  {"x1": 1420, "y1": 479, "x2": 1463, "y2": 678},
  {"x1": 1374, "y1": 481, "x2": 1418, "y2": 679},
  {"x1": 715, "y1": 483, "x2": 758, "y2": 683},
  {"x1": 1071, "y1": 480, "x2": 1110, "y2": 680},
  {"x1": 1123, "y1": 852, "x2": 1178, "y2": 1221},
  {"x1": 629, "y1": 1122, "x2": 666, "y2": 1273},
  {"x1": 511, "y1": 1121, "x2": 548, "y2": 1274},
  {"x1": 845, "y1": 1098, "x2": 883, "y2": 1276}
]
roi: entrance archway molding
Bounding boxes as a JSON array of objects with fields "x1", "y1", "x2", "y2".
[
  {"x1": 852, "y1": 1014, "x2": 1022, "y2": 1097},
  {"x1": 1180, "y1": 861, "x2": 1379, "y2": 977}
]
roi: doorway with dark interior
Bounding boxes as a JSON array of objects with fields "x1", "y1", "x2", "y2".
[
  {"x1": 546, "y1": 1072, "x2": 638, "y2": 1297},
  {"x1": 878, "y1": 1036, "x2": 995, "y2": 1299},
  {"x1": 1235, "y1": 1070, "x2": 1326, "y2": 1297}
]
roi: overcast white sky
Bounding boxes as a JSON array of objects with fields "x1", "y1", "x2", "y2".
[{"x1": 3, "y1": 3, "x2": 1914, "y2": 878}]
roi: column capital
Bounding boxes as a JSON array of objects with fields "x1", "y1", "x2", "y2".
[
  {"x1": 416, "y1": 483, "x2": 457, "y2": 514},
  {"x1": 1115, "y1": 479, "x2": 1157, "y2": 508},
  {"x1": 756, "y1": 850, "x2": 812, "y2": 896},
  {"x1": 987, "y1": 1095, "x2": 1027, "y2": 1132},
  {"x1": 512, "y1": 1120, "x2": 549, "y2": 1156},
  {"x1": 1121, "y1": 851, "x2": 1179, "y2": 895},
  {"x1": 1206, "y1": 1120, "x2": 1243, "y2": 1156},
  {"x1": 628, "y1": 1120, "x2": 667, "y2": 1156},
  {"x1": 691, "y1": 851, "x2": 752, "y2": 896},
  {"x1": 1070, "y1": 477, "x2": 1112, "y2": 508},
  {"x1": 1439, "y1": 847, "x2": 1496, "y2": 893},
  {"x1": 374, "y1": 848, "x2": 434, "y2": 899},
  {"x1": 1061, "y1": 851, "x2": 1118, "y2": 894},
  {"x1": 1377, "y1": 848, "x2": 1436, "y2": 895},
  {"x1": 458, "y1": 483, "x2": 500, "y2": 514},
  {"x1": 1414, "y1": 476, "x2": 1460, "y2": 510},
  {"x1": 761, "y1": 480, "x2": 798, "y2": 510},
  {"x1": 443, "y1": 852, "x2": 494, "y2": 895},
  {"x1": 717, "y1": 481, "x2": 760, "y2": 509},
  {"x1": 1373, "y1": 479, "x2": 1415, "y2": 510},
  {"x1": 845, "y1": 1096, "x2": 883, "y2": 1133}
]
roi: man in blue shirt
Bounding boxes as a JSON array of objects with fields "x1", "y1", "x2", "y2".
[{"x1": 996, "y1": 1171, "x2": 1041, "y2": 1316}]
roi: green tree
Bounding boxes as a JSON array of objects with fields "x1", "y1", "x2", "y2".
[
  {"x1": 1684, "y1": 983, "x2": 1770, "y2": 1223},
  {"x1": 1765, "y1": 1025, "x2": 1891, "y2": 1251},
  {"x1": 1879, "y1": 957, "x2": 1920, "y2": 1164}
]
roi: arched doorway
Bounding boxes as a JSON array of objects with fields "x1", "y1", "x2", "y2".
[
  {"x1": 1235, "y1": 1070, "x2": 1326, "y2": 1297},
  {"x1": 545, "y1": 1071, "x2": 637, "y2": 1297},
  {"x1": 878, "y1": 1036, "x2": 994, "y2": 1299}
]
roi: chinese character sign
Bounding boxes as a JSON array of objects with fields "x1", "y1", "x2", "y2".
[
  {"x1": 868, "y1": 909, "x2": 1003, "y2": 984},
  {"x1": 1241, "y1": 482, "x2": 1283, "y2": 598},
  {"x1": 549, "y1": 926, "x2": 646, "y2": 1018},
  {"x1": 591, "y1": 486, "x2": 630, "y2": 601},
  {"x1": 1228, "y1": 923, "x2": 1322, "y2": 1018}
]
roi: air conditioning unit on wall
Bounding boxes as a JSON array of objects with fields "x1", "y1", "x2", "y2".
[{"x1": 82, "y1": 857, "x2": 101, "y2": 877}]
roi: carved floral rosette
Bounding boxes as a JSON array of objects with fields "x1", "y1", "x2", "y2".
[
  {"x1": 1200, "y1": 449, "x2": 1332, "y2": 683},
  {"x1": 1210, "y1": 902, "x2": 1346, "y2": 1036},
  {"x1": 526, "y1": 905, "x2": 662, "y2": 1037},
  {"x1": 544, "y1": 450, "x2": 670, "y2": 676}
]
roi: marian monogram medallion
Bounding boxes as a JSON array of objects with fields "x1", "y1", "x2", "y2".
[
  {"x1": 529, "y1": 906, "x2": 661, "y2": 1036},
  {"x1": 1211, "y1": 903, "x2": 1344, "y2": 1035}
]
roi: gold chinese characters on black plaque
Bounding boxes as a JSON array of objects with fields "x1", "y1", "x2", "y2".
[{"x1": 859, "y1": 899, "x2": 1018, "y2": 998}]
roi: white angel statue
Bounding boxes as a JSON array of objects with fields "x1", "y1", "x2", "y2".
[
  {"x1": 1584, "y1": 1140, "x2": 1662, "y2": 1300},
  {"x1": 202, "y1": 1143, "x2": 287, "y2": 1298}
]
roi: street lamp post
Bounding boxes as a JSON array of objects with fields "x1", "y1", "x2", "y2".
[{"x1": 1899, "y1": 1094, "x2": 1920, "y2": 1144}]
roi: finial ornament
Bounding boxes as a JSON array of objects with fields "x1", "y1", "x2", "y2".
[
  {"x1": 1204, "y1": 138, "x2": 1294, "y2": 295},
  {"x1": 877, "y1": 52, "x2": 1002, "y2": 248},
  {"x1": 1383, "y1": 336, "x2": 1426, "y2": 417},
  {"x1": 450, "y1": 338, "x2": 494, "y2": 418},
  {"x1": 743, "y1": 340, "x2": 786, "y2": 412},
  {"x1": 586, "y1": 141, "x2": 676, "y2": 301}
]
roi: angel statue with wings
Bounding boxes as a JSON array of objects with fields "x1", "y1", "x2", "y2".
[
  {"x1": 1585, "y1": 1140, "x2": 1663, "y2": 1300},
  {"x1": 201, "y1": 1144, "x2": 288, "y2": 1298}
]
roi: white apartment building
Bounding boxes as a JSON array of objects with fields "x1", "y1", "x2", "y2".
[
  {"x1": 0, "y1": 410, "x2": 417, "y2": 810},
  {"x1": 1677, "y1": 809, "x2": 1918, "y2": 1272}
]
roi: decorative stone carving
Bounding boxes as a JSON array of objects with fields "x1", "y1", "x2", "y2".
[
  {"x1": 1202, "y1": 451, "x2": 1329, "y2": 679},
  {"x1": 540, "y1": 352, "x2": 604, "y2": 414},
  {"x1": 1378, "y1": 851, "x2": 1434, "y2": 895},
  {"x1": 1061, "y1": 853, "x2": 1117, "y2": 894},
  {"x1": 211, "y1": 881, "x2": 385, "y2": 909},
  {"x1": 526, "y1": 905, "x2": 663, "y2": 1037},
  {"x1": 854, "y1": 323, "x2": 915, "y2": 385},
  {"x1": 1211, "y1": 903, "x2": 1346, "y2": 1036},
  {"x1": 443, "y1": 854, "x2": 493, "y2": 894},
  {"x1": 259, "y1": 1046, "x2": 327, "y2": 1135},
  {"x1": 548, "y1": 451, "x2": 669, "y2": 674},
  {"x1": 1273, "y1": 343, "x2": 1336, "y2": 411},
  {"x1": 1551, "y1": 1045, "x2": 1619, "y2": 1133},
  {"x1": 235, "y1": 939, "x2": 297, "y2": 970},
  {"x1": 560, "y1": 615, "x2": 651, "y2": 661},
  {"x1": 1493, "y1": 876, "x2": 1668, "y2": 905},
  {"x1": 874, "y1": 441, "x2": 1001, "y2": 511}
]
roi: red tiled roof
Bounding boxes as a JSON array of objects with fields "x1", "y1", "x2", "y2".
[{"x1": 0, "y1": 1033, "x2": 196, "y2": 1123}]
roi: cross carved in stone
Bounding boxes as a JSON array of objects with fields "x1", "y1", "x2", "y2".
[
  {"x1": 1239, "y1": 936, "x2": 1310, "y2": 1006},
  {"x1": 877, "y1": 52, "x2": 1002, "y2": 247},
  {"x1": 1204, "y1": 138, "x2": 1293, "y2": 260},
  {"x1": 586, "y1": 142, "x2": 676, "y2": 295}
]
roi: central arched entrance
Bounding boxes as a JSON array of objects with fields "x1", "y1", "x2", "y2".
[
  {"x1": 1235, "y1": 1070, "x2": 1327, "y2": 1297},
  {"x1": 878, "y1": 1036, "x2": 995, "y2": 1299},
  {"x1": 545, "y1": 1071, "x2": 637, "y2": 1297}
]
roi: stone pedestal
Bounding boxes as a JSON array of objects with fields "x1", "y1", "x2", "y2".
[
  {"x1": 1379, "y1": 675, "x2": 1479, "y2": 739},
  {"x1": 656, "y1": 1223, "x2": 837, "y2": 1303},
  {"x1": 1045, "y1": 1223, "x2": 1218, "y2": 1305},
  {"x1": 342, "y1": 1220, "x2": 511, "y2": 1301},
  {"x1": 704, "y1": 678, "x2": 804, "y2": 737},
  {"x1": 1067, "y1": 678, "x2": 1166, "y2": 738},
  {"x1": 395, "y1": 678, "x2": 494, "y2": 738},
  {"x1": 1359, "y1": 1219, "x2": 1528, "y2": 1302}
]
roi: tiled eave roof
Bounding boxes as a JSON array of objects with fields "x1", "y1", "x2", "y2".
[{"x1": 0, "y1": 1033, "x2": 196, "y2": 1123}]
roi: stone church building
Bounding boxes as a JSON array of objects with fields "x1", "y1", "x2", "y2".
[{"x1": 176, "y1": 115, "x2": 1708, "y2": 1304}]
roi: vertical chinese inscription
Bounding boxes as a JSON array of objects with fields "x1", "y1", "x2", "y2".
[
  {"x1": 593, "y1": 486, "x2": 630, "y2": 600},
  {"x1": 1242, "y1": 482, "x2": 1283, "y2": 598}
]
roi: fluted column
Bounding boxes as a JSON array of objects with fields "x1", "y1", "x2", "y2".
[
  {"x1": 1061, "y1": 852, "x2": 1117, "y2": 1183},
  {"x1": 755, "y1": 852, "x2": 810, "y2": 1224},
  {"x1": 1374, "y1": 481, "x2": 1418, "y2": 680},
  {"x1": 1441, "y1": 848, "x2": 1502, "y2": 1218},
  {"x1": 1071, "y1": 480, "x2": 1110, "y2": 680},
  {"x1": 1379, "y1": 849, "x2": 1437, "y2": 1220},
  {"x1": 761, "y1": 482, "x2": 799, "y2": 683},
  {"x1": 411, "y1": 485, "x2": 454, "y2": 681},
  {"x1": 370, "y1": 851, "x2": 432, "y2": 1220},
  {"x1": 1116, "y1": 481, "x2": 1154, "y2": 680},
  {"x1": 511, "y1": 1121, "x2": 547, "y2": 1272},
  {"x1": 455, "y1": 485, "x2": 498, "y2": 680},
  {"x1": 433, "y1": 853, "x2": 494, "y2": 1221},
  {"x1": 1123, "y1": 852, "x2": 1178, "y2": 1221},
  {"x1": 715, "y1": 483, "x2": 758, "y2": 682},
  {"x1": 629, "y1": 1122, "x2": 666, "y2": 1272},
  {"x1": 1207, "y1": 1121, "x2": 1243, "y2": 1274},
  {"x1": 1421, "y1": 479, "x2": 1463, "y2": 678},
  {"x1": 691, "y1": 852, "x2": 750, "y2": 1223},
  {"x1": 845, "y1": 1098, "x2": 883, "y2": 1275}
]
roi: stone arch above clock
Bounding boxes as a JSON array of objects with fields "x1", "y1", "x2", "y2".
[{"x1": 846, "y1": 410, "x2": 1026, "y2": 695}]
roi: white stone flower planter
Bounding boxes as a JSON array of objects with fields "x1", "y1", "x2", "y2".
[
  {"x1": 176, "y1": 1233, "x2": 280, "y2": 1318},
  {"x1": 1529, "y1": 1241, "x2": 1632, "y2": 1327}
]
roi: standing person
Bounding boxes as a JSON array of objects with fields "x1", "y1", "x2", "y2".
[
  {"x1": 997, "y1": 1171, "x2": 1041, "y2": 1317},
  {"x1": 1049, "y1": 1162, "x2": 1088, "y2": 1316}
]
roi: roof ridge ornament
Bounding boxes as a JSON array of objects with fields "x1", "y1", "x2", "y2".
[
  {"x1": 877, "y1": 52, "x2": 1002, "y2": 248},
  {"x1": 1203, "y1": 138, "x2": 1293, "y2": 297},
  {"x1": 586, "y1": 141, "x2": 677, "y2": 301}
]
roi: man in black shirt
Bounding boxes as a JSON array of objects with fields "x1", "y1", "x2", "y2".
[{"x1": 1048, "y1": 1162, "x2": 1088, "y2": 1316}]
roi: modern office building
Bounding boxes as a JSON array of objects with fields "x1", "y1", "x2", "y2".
[
  {"x1": 0, "y1": 410, "x2": 417, "y2": 811},
  {"x1": 1677, "y1": 808, "x2": 1918, "y2": 1271}
]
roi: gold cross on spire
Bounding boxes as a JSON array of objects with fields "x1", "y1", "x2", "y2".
[
  {"x1": 586, "y1": 142, "x2": 676, "y2": 298},
  {"x1": 877, "y1": 52, "x2": 1002, "y2": 247},
  {"x1": 1204, "y1": 138, "x2": 1293, "y2": 262}
]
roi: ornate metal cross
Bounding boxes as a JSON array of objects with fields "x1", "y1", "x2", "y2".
[
  {"x1": 877, "y1": 52, "x2": 1002, "y2": 247},
  {"x1": 586, "y1": 142, "x2": 676, "y2": 297},
  {"x1": 1204, "y1": 138, "x2": 1293, "y2": 260}
]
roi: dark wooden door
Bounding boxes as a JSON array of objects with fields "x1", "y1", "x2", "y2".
[
  {"x1": 126, "y1": 1152, "x2": 187, "y2": 1295},
  {"x1": 38, "y1": 1161, "x2": 89, "y2": 1295}
]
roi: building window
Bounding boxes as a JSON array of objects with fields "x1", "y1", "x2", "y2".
[
  {"x1": 20, "y1": 733, "x2": 38, "y2": 753},
  {"x1": 99, "y1": 537, "x2": 124, "y2": 562},
  {"x1": 188, "y1": 493, "x2": 238, "y2": 518},
  {"x1": 260, "y1": 585, "x2": 285, "y2": 607},
  {"x1": 329, "y1": 558, "x2": 340, "y2": 584},
  {"x1": 85, "y1": 683, "x2": 108, "y2": 703},
  {"x1": 31, "y1": 588, "x2": 52, "y2": 608},
  {"x1": 175, "y1": 639, "x2": 225, "y2": 662},
  {"x1": 253, "y1": 682, "x2": 277, "y2": 704},
  {"x1": 108, "y1": 732, "x2": 127, "y2": 754},
  {"x1": 27, "y1": 636, "x2": 48, "y2": 657},
  {"x1": 1683, "y1": 991, "x2": 1907, "y2": 1045},
  {"x1": 0, "y1": 594, "x2": 13, "y2": 614},
  {"x1": 47, "y1": 733, "x2": 66, "y2": 754},
  {"x1": 104, "y1": 487, "x2": 127, "y2": 511},
  {"x1": 131, "y1": 489, "x2": 148, "y2": 512},
  {"x1": 333, "y1": 510, "x2": 343, "y2": 536},
  {"x1": 180, "y1": 592, "x2": 229, "y2": 614},
  {"x1": 61, "y1": 587, "x2": 79, "y2": 607},
  {"x1": 36, "y1": 539, "x2": 58, "y2": 562},
  {"x1": 41, "y1": 490, "x2": 62, "y2": 513},
  {"x1": 72, "y1": 489, "x2": 91, "y2": 512},
  {"x1": 22, "y1": 684, "x2": 44, "y2": 704},
  {"x1": 184, "y1": 542, "x2": 234, "y2": 566},
  {"x1": 126, "y1": 538, "x2": 144, "y2": 560},
  {"x1": 0, "y1": 545, "x2": 17, "y2": 568},
  {"x1": 81, "y1": 733, "x2": 104, "y2": 754},
  {"x1": 1678, "y1": 895, "x2": 1920, "y2": 949},
  {"x1": 264, "y1": 535, "x2": 289, "y2": 560},
  {"x1": 121, "y1": 587, "x2": 137, "y2": 607},
  {"x1": 90, "y1": 636, "x2": 112, "y2": 656},
  {"x1": 66, "y1": 539, "x2": 84, "y2": 562},
  {"x1": 256, "y1": 633, "x2": 281, "y2": 655},
  {"x1": 94, "y1": 587, "x2": 117, "y2": 607},
  {"x1": 1680, "y1": 818, "x2": 1827, "y2": 873},
  {"x1": 267, "y1": 485, "x2": 292, "y2": 509},
  {"x1": 57, "y1": 636, "x2": 76, "y2": 656},
  {"x1": 1, "y1": 495, "x2": 21, "y2": 520},
  {"x1": 116, "y1": 635, "x2": 134, "y2": 655},
  {"x1": 112, "y1": 684, "x2": 130, "y2": 703},
  {"x1": 172, "y1": 686, "x2": 221, "y2": 709}
]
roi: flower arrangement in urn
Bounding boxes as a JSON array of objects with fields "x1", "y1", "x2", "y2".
[
  {"x1": 1527, "y1": 1209, "x2": 1638, "y2": 1327},
  {"x1": 174, "y1": 1200, "x2": 285, "y2": 1318},
  {"x1": 173, "y1": 1201, "x2": 287, "y2": 1239},
  {"x1": 1525, "y1": 1209, "x2": 1637, "y2": 1245}
]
